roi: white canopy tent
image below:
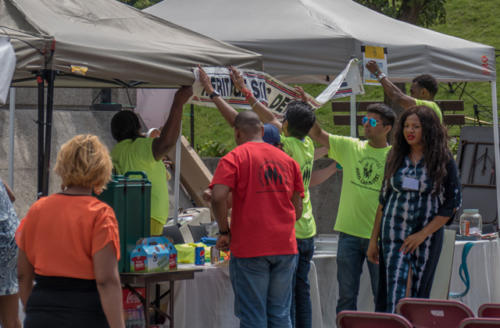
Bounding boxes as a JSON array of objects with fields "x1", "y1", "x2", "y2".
[
  {"x1": 1, "y1": 0, "x2": 261, "y2": 223},
  {"x1": 1, "y1": 0, "x2": 261, "y2": 187},
  {"x1": 146, "y1": 0, "x2": 495, "y2": 84},
  {"x1": 147, "y1": 0, "x2": 500, "y2": 227}
]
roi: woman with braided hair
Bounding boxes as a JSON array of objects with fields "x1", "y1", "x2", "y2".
[{"x1": 367, "y1": 106, "x2": 461, "y2": 313}]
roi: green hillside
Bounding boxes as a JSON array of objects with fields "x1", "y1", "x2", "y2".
[{"x1": 182, "y1": 0, "x2": 500, "y2": 156}]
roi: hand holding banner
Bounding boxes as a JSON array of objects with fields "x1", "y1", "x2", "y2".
[
  {"x1": 191, "y1": 59, "x2": 366, "y2": 115},
  {"x1": 362, "y1": 45, "x2": 388, "y2": 85},
  {"x1": 191, "y1": 67, "x2": 320, "y2": 114},
  {"x1": 315, "y1": 58, "x2": 364, "y2": 104}
]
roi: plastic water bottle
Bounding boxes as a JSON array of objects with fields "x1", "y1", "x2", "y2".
[{"x1": 459, "y1": 209, "x2": 482, "y2": 236}]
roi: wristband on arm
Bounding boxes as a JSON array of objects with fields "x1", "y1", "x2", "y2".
[{"x1": 218, "y1": 229, "x2": 230, "y2": 236}]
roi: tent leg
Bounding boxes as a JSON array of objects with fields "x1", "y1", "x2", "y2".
[
  {"x1": 37, "y1": 74, "x2": 45, "y2": 198},
  {"x1": 8, "y1": 87, "x2": 15, "y2": 189},
  {"x1": 350, "y1": 94, "x2": 356, "y2": 137},
  {"x1": 173, "y1": 124, "x2": 182, "y2": 225},
  {"x1": 190, "y1": 104, "x2": 195, "y2": 147},
  {"x1": 42, "y1": 70, "x2": 56, "y2": 196},
  {"x1": 490, "y1": 81, "x2": 500, "y2": 230}
]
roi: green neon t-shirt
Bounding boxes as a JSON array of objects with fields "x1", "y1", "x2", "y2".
[
  {"x1": 414, "y1": 99, "x2": 443, "y2": 123},
  {"x1": 111, "y1": 137, "x2": 169, "y2": 224},
  {"x1": 281, "y1": 134, "x2": 316, "y2": 239},
  {"x1": 328, "y1": 135, "x2": 391, "y2": 239}
]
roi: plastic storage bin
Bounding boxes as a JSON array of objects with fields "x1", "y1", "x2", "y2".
[{"x1": 98, "y1": 171, "x2": 151, "y2": 272}]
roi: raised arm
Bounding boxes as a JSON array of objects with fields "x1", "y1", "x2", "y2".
[
  {"x1": 365, "y1": 60, "x2": 416, "y2": 110},
  {"x1": 229, "y1": 66, "x2": 282, "y2": 132},
  {"x1": 152, "y1": 85, "x2": 193, "y2": 160},
  {"x1": 198, "y1": 65, "x2": 239, "y2": 127},
  {"x1": 308, "y1": 121, "x2": 330, "y2": 149}
]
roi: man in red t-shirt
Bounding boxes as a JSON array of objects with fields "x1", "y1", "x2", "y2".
[{"x1": 211, "y1": 111, "x2": 304, "y2": 328}]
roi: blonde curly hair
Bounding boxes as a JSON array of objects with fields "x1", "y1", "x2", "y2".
[{"x1": 54, "y1": 134, "x2": 112, "y2": 192}]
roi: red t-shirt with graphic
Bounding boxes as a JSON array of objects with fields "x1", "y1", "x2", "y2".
[{"x1": 211, "y1": 142, "x2": 304, "y2": 258}]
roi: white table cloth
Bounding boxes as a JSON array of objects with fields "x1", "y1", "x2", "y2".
[
  {"x1": 167, "y1": 238, "x2": 500, "y2": 327},
  {"x1": 449, "y1": 239, "x2": 500, "y2": 314},
  {"x1": 171, "y1": 262, "x2": 323, "y2": 328}
]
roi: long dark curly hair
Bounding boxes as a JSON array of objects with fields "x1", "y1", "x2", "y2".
[{"x1": 384, "y1": 106, "x2": 450, "y2": 195}]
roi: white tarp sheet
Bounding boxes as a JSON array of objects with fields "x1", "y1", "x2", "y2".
[
  {"x1": 0, "y1": 37, "x2": 15, "y2": 104},
  {"x1": 146, "y1": 0, "x2": 496, "y2": 84}
]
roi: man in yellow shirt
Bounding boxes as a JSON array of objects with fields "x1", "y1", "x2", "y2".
[
  {"x1": 309, "y1": 103, "x2": 395, "y2": 315},
  {"x1": 366, "y1": 60, "x2": 442, "y2": 122},
  {"x1": 110, "y1": 86, "x2": 192, "y2": 236}
]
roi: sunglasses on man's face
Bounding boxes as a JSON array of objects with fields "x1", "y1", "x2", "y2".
[{"x1": 362, "y1": 116, "x2": 379, "y2": 127}]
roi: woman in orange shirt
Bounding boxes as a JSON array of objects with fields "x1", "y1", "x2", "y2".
[{"x1": 16, "y1": 135, "x2": 124, "y2": 328}]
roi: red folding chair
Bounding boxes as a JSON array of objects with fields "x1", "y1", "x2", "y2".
[
  {"x1": 396, "y1": 298, "x2": 474, "y2": 328},
  {"x1": 336, "y1": 310, "x2": 412, "y2": 328},
  {"x1": 459, "y1": 318, "x2": 500, "y2": 328},
  {"x1": 479, "y1": 303, "x2": 500, "y2": 318}
]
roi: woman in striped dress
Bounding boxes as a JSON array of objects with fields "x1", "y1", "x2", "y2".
[{"x1": 367, "y1": 106, "x2": 461, "y2": 313}]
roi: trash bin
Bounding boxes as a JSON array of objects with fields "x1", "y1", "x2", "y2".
[{"x1": 98, "y1": 171, "x2": 151, "y2": 272}]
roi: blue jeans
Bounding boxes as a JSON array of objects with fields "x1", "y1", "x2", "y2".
[
  {"x1": 336, "y1": 232, "x2": 379, "y2": 313},
  {"x1": 230, "y1": 254, "x2": 298, "y2": 328},
  {"x1": 291, "y1": 237, "x2": 314, "y2": 328}
]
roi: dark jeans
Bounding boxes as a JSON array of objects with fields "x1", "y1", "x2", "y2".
[
  {"x1": 336, "y1": 232, "x2": 379, "y2": 314},
  {"x1": 291, "y1": 237, "x2": 314, "y2": 328},
  {"x1": 230, "y1": 254, "x2": 297, "y2": 328}
]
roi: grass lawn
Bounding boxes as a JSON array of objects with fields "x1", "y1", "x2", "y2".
[{"x1": 182, "y1": 0, "x2": 499, "y2": 156}]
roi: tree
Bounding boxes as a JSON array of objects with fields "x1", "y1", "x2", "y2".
[
  {"x1": 355, "y1": 0, "x2": 446, "y2": 27},
  {"x1": 118, "y1": 0, "x2": 161, "y2": 10}
]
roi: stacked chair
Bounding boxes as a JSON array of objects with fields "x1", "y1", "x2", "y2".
[
  {"x1": 459, "y1": 303, "x2": 500, "y2": 327},
  {"x1": 395, "y1": 298, "x2": 474, "y2": 327},
  {"x1": 479, "y1": 303, "x2": 500, "y2": 318},
  {"x1": 337, "y1": 299, "x2": 500, "y2": 328},
  {"x1": 336, "y1": 311, "x2": 412, "y2": 328}
]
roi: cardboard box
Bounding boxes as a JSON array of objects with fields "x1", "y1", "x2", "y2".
[{"x1": 130, "y1": 237, "x2": 177, "y2": 273}]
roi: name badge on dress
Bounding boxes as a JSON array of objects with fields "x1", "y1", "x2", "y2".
[{"x1": 402, "y1": 176, "x2": 419, "y2": 191}]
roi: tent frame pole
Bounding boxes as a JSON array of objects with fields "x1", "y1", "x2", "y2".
[
  {"x1": 8, "y1": 87, "x2": 15, "y2": 189},
  {"x1": 491, "y1": 81, "x2": 500, "y2": 230},
  {"x1": 190, "y1": 104, "x2": 195, "y2": 147},
  {"x1": 173, "y1": 124, "x2": 182, "y2": 225},
  {"x1": 36, "y1": 73, "x2": 45, "y2": 198},
  {"x1": 42, "y1": 70, "x2": 56, "y2": 196},
  {"x1": 350, "y1": 94, "x2": 356, "y2": 137}
]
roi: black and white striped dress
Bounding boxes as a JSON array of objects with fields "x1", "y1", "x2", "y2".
[{"x1": 376, "y1": 156, "x2": 461, "y2": 313}]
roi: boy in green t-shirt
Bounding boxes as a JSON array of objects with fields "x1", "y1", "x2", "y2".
[
  {"x1": 198, "y1": 66, "x2": 337, "y2": 327},
  {"x1": 309, "y1": 103, "x2": 396, "y2": 314}
]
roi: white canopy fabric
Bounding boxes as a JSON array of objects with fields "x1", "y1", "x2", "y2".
[
  {"x1": 146, "y1": 0, "x2": 496, "y2": 84},
  {"x1": 0, "y1": 37, "x2": 15, "y2": 104},
  {"x1": 1, "y1": 0, "x2": 262, "y2": 88}
]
